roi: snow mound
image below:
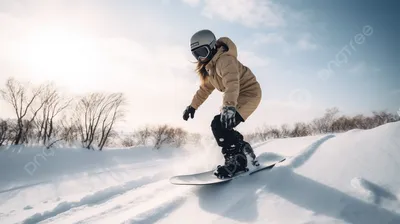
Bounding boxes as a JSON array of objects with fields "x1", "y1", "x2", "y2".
[{"x1": 0, "y1": 122, "x2": 399, "y2": 224}]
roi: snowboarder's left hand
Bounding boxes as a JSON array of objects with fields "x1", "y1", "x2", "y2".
[{"x1": 220, "y1": 106, "x2": 236, "y2": 129}]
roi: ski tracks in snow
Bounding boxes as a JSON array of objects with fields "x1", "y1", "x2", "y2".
[
  {"x1": 36, "y1": 178, "x2": 190, "y2": 224},
  {"x1": 17, "y1": 135, "x2": 338, "y2": 224},
  {"x1": 19, "y1": 160, "x2": 193, "y2": 224},
  {"x1": 22, "y1": 175, "x2": 161, "y2": 224},
  {"x1": 287, "y1": 134, "x2": 336, "y2": 169}
]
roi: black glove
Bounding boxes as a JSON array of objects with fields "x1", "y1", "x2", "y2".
[
  {"x1": 220, "y1": 106, "x2": 236, "y2": 129},
  {"x1": 183, "y1": 105, "x2": 196, "y2": 121}
]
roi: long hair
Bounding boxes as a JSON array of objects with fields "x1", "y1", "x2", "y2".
[
  {"x1": 194, "y1": 41, "x2": 227, "y2": 85},
  {"x1": 195, "y1": 61, "x2": 209, "y2": 85}
]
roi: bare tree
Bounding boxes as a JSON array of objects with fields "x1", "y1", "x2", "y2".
[
  {"x1": 280, "y1": 124, "x2": 291, "y2": 138},
  {"x1": 170, "y1": 127, "x2": 188, "y2": 147},
  {"x1": 121, "y1": 127, "x2": 152, "y2": 148},
  {"x1": 122, "y1": 133, "x2": 136, "y2": 147},
  {"x1": 291, "y1": 122, "x2": 311, "y2": 137},
  {"x1": 0, "y1": 78, "x2": 46, "y2": 144},
  {"x1": 5, "y1": 119, "x2": 18, "y2": 145},
  {"x1": 0, "y1": 119, "x2": 7, "y2": 146},
  {"x1": 372, "y1": 110, "x2": 396, "y2": 126},
  {"x1": 331, "y1": 116, "x2": 353, "y2": 132},
  {"x1": 35, "y1": 85, "x2": 72, "y2": 144},
  {"x1": 76, "y1": 93, "x2": 106, "y2": 149},
  {"x1": 312, "y1": 107, "x2": 339, "y2": 134},
  {"x1": 100, "y1": 129, "x2": 119, "y2": 148},
  {"x1": 122, "y1": 125, "x2": 187, "y2": 149},
  {"x1": 151, "y1": 124, "x2": 171, "y2": 149},
  {"x1": 133, "y1": 126, "x2": 151, "y2": 146},
  {"x1": 269, "y1": 127, "x2": 281, "y2": 139},
  {"x1": 258, "y1": 125, "x2": 283, "y2": 139},
  {"x1": 98, "y1": 93, "x2": 126, "y2": 150},
  {"x1": 255, "y1": 125, "x2": 269, "y2": 141},
  {"x1": 75, "y1": 92, "x2": 126, "y2": 150},
  {"x1": 351, "y1": 114, "x2": 368, "y2": 129},
  {"x1": 58, "y1": 114, "x2": 80, "y2": 144}
]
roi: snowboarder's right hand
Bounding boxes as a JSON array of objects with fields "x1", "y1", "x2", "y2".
[{"x1": 183, "y1": 105, "x2": 196, "y2": 121}]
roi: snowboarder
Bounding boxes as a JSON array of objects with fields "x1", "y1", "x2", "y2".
[{"x1": 183, "y1": 29, "x2": 262, "y2": 179}]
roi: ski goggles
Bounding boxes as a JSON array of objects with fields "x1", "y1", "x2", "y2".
[{"x1": 191, "y1": 45, "x2": 211, "y2": 61}]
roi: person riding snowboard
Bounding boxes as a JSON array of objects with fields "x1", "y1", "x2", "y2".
[{"x1": 183, "y1": 29, "x2": 262, "y2": 179}]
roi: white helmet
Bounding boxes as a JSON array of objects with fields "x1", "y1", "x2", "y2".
[{"x1": 190, "y1": 29, "x2": 217, "y2": 62}]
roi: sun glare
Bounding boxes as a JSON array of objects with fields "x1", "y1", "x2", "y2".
[{"x1": 19, "y1": 28, "x2": 102, "y2": 92}]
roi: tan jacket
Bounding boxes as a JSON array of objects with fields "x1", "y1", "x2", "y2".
[{"x1": 190, "y1": 37, "x2": 262, "y2": 121}]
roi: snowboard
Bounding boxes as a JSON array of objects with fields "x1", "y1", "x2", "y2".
[{"x1": 169, "y1": 152, "x2": 286, "y2": 185}]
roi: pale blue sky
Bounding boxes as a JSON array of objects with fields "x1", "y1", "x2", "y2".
[
  {"x1": 0, "y1": 0, "x2": 398, "y2": 134},
  {"x1": 152, "y1": 0, "x2": 400, "y2": 113}
]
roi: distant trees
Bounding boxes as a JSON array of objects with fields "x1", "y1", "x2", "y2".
[
  {"x1": 372, "y1": 111, "x2": 399, "y2": 125},
  {"x1": 0, "y1": 119, "x2": 8, "y2": 146},
  {"x1": 331, "y1": 116, "x2": 354, "y2": 132},
  {"x1": 245, "y1": 107, "x2": 400, "y2": 143},
  {"x1": 311, "y1": 108, "x2": 339, "y2": 134},
  {"x1": 150, "y1": 125, "x2": 188, "y2": 149},
  {"x1": 151, "y1": 125, "x2": 174, "y2": 149},
  {"x1": 0, "y1": 77, "x2": 127, "y2": 150},
  {"x1": 1, "y1": 77, "x2": 399, "y2": 149},
  {"x1": 134, "y1": 126, "x2": 152, "y2": 146},
  {"x1": 0, "y1": 119, "x2": 17, "y2": 146},
  {"x1": 58, "y1": 115, "x2": 80, "y2": 144},
  {"x1": 291, "y1": 122, "x2": 312, "y2": 137},
  {"x1": 121, "y1": 125, "x2": 190, "y2": 149},
  {"x1": 280, "y1": 124, "x2": 291, "y2": 138}
]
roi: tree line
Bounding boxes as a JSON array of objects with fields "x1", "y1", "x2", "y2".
[
  {"x1": 1, "y1": 77, "x2": 399, "y2": 150},
  {"x1": 0, "y1": 78, "x2": 125, "y2": 150},
  {"x1": 245, "y1": 107, "x2": 400, "y2": 143},
  {"x1": 0, "y1": 77, "x2": 199, "y2": 150},
  {"x1": 120, "y1": 125, "x2": 201, "y2": 149}
]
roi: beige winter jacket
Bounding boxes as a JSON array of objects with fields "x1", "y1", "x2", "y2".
[{"x1": 190, "y1": 37, "x2": 262, "y2": 121}]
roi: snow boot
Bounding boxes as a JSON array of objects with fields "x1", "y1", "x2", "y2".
[{"x1": 214, "y1": 144, "x2": 249, "y2": 179}]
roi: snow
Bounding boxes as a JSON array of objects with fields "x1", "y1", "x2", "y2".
[{"x1": 1, "y1": 122, "x2": 400, "y2": 224}]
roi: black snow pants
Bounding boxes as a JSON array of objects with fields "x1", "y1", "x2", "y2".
[{"x1": 211, "y1": 112, "x2": 245, "y2": 148}]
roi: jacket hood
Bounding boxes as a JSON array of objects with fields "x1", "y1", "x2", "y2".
[
  {"x1": 205, "y1": 37, "x2": 238, "y2": 72},
  {"x1": 216, "y1": 37, "x2": 238, "y2": 58}
]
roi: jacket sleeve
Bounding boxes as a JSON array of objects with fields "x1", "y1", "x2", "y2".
[
  {"x1": 190, "y1": 81, "x2": 215, "y2": 109},
  {"x1": 217, "y1": 55, "x2": 240, "y2": 107}
]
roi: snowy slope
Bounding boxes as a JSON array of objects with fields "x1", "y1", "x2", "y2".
[{"x1": 0, "y1": 122, "x2": 400, "y2": 224}]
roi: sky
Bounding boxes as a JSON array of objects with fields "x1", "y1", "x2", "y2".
[{"x1": 0, "y1": 0, "x2": 399, "y2": 135}]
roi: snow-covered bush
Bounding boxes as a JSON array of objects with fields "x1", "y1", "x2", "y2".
[
  {"x1": 121, "y1": 125, "x2": 191, "y2": 149},
  {"x1": 291, "y1": 122, "x2": 312, "y2": 137},
  {"x1": 150, "y1": 125, "x2": 188, "y2": 149}
]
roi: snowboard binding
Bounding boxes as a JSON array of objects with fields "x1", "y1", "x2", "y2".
[
  {"x1": 214, "y1": 143, "x2": 250, "y2": 179},
  {"x1": 213, "y1": 156, "x2": 249, "y2": 179}
]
